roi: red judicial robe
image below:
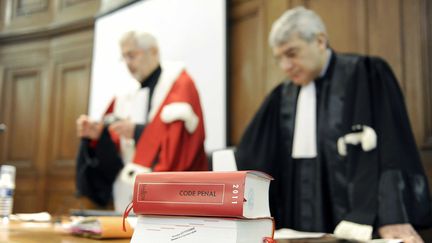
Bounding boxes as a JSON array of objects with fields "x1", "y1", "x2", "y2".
[
  {"x1": 76, "y1": 63, "x2": 208, "y2": 206},
  {"x1": 133, "y1": 69, "x2": 208, "y2": 172}
]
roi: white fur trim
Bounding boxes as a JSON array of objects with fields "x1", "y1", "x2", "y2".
[
  {"x1": 333, "y1": 220, "x2": 372, "y2": 241},
  {"x1": 337, "y1": 125, "x2": 377, "y2": 156},
  {"x1": 361, "y1": 126, "x2": 377, "y2": 151},
  {"x1": 148, "y1": 62, "x2": 185, "y2": 122},
  {"x1": 337, "y1": 137, "x2": 348, "y2": 156},
  {"x1": 160, "y1": 102, "x2": 199, "y2": 133}
]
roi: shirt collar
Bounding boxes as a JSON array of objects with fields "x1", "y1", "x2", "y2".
[
  {"x1": 319, "y1": 49, "x2": 332, "y2": 78},
  {"x1": 141, "y1": 65, "x2": 162, "y2": 89}
]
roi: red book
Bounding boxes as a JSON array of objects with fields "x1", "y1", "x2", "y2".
[{"x1": 132, "y1": 171, "x2": 273, "y2": 218}]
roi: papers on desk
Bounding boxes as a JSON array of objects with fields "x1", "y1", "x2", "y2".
[
  {"x1": 10, "y1": 212, "x2": 51, "y2": 222},
  {"x1": 274, "y1": 228, "x2": 402, "y2": 243},
  {"x1": 69, "y1": 216, "x2": 136, "y2": 239},
  {"x1": 274, "y1": 228, "x2": 326, "y2": 239},
  {"x1": 369, "y1": 240, "x2": 402, "y2": 243}
]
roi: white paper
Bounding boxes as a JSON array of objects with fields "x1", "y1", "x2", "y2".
[
  {"x1": 131, "y1": 216, "x2": 273, "y2": 243},
  {"x1": 334, "y1": 220, "x2": 373, "y2": 242},
  {"x1": 11, "y1": 212, "x2": 51, "y2": 222},
  {"x1": 212, "y1": 149, "x2": 237, "y2": 171},
  {"x1": 274, "y1": 228, "x2": 326, "y2": 239}
]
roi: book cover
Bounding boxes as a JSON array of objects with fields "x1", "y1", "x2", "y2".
[{"x1": 132, "y1": 171, "x2": 272, "y2": 218}]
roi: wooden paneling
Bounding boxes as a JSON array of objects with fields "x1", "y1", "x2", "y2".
[
  {"x1": 229, "y1": 0, "x2": 265, "y2": 144},
  {"x1": 4, "y1": 0, "x2": 53, "y2": 30},
  {"x1": 401, "y1": 0, "x2": 426, "y2": 146},
  {"x1": 264, "y1": 0, "x2": 289, "y2": 92},
  {"x1": 49, "y1": 31, "x2": 92, "y2": 173},
  {"x1": 368, "y1": 0, "x2": 403, "y2": 83},
  {"x1": 4, "y1": 70, "x2": 40, "y2": 166},
  {"x1": 0, "y1": 1, "x2": 95, "y2": 214},
  {"x1": 45, "y1": 30, "x2": 93, "y2": 213},
  {"x1": 308, "y1": 0, "x2": 367, "y2": 54},
  {"x1": 14, "y1": 175, "x2": 43, "y2": 213},
  {"x1": 54, "y1": 0, "x2": 99, "y2": 24},
  {"x1": 15, "y1": 0, "x2": 49, "y2": 16},
  {"x1": 0, "y1": 0, "x2": 97, "y2": 40},
  {"x1": 52, "y1": 62, "x2": 89, "y2": 165},
  {"x1": 421, "y1": 0, "x2": 432, "y2": 148},
  {"x1": 0, "y1": 40, "x2": 50, "y2": 213},
  {"x1": 60, "y1": 0, "x2": 91, "y2": 8},
  {"x1": 46, "y1": 176, "x2": 83, "y2": 214},
  {"x1": 51, "y1": 63, "x2": 89, "y2": 163}
]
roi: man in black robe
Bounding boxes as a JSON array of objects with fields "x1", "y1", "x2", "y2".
[{"x1": 235, "y1": 6, "x2": 431, "y2": 242}]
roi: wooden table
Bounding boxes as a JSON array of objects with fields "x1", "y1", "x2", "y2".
[
  {"x1": 0, "y1": 221, "x2": 129, "y2": 243},
  {"x1": 0, "y1": 220, "x2": 343, "y2": 243}
]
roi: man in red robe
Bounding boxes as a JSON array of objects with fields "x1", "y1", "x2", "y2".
[{"x1": 76, "y1": 31, "x2": 208, "y2": 208}]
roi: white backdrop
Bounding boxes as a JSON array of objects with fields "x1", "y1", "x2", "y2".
[{"x1": 89, "y1": 0, "x2": 226, "y2": 151}]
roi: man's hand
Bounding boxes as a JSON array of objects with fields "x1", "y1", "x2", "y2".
[
  {"x1": 378, "y1": 223, "x2": 423, "y2": 243},
  {"x1": 108, "y1": 119, "x2": 135, "y2": 139},
  {"x1": 76, "y1": 114, "x2": 103, "y2": 140}
]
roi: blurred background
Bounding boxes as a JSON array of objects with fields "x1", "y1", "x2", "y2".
[{"x1": 0, "y1": 0, "x2": 431, "y2": 217}]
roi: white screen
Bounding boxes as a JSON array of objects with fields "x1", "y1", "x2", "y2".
[{"x1": 89, "y1": 0, "x2": 226, "y2": 151}]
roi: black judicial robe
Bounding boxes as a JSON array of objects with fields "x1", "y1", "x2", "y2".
[
  {"x1": 235, "y1": 52, "x2": 432, "y2": 232},
  {"x1": 75, "y1": 67, "x2": 160, "y2": 206}
]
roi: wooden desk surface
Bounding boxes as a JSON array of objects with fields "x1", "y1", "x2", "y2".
[
  {"x1": 0, "y1": 221, "x2": 130, "y2": 243},
  {"x1": 0, "y1": 221, "x2": 342, "y2": 243}
]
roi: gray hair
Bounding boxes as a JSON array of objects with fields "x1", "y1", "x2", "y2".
[
  {"x1": 269, "y1": 6, "x2": 327, "y2": 47},
  {"x1": 120, "y1": 31, "x2": 159, "y2": 50}
]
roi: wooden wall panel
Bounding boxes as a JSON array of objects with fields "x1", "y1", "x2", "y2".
[
  {"x1": 368, "y1": 0, "x2": 403, "y2": 83},
  {"x1": 402, "y1": 0, "x2": 426, "y2": 146},
  {"x1": 0, "y1": 0, "x2": 99, "y2": 36},
  {"x1": 229, "y1": 0, "x2": 265, "y2": 144},
  {"x1": 49, "y1": 30, "x2": 92, "y2": 172},
  {"x1": 307, "y1": 0, "x2": 367, "y2": 54},
  {"x1": 6, "y1": 70, "x2": 39, "y2": 166},
  {"x1": 46, "y1": 175, "x2": 84, "y2": 214},
  {"x1": 14, "y1": 175, "x2": 43, "y2": 213},
  {"x1": 52, "y1": 62, "x2": 90, "y2": 167},
  {"x1": 46, "y1": 30, "x2": 93, "y2": 213},
  {"x1": 54, "y1": 0, "x2": 99, "y2": 24},
  {"x1": 3, "y1": 0, "x2": 53, "y2": 31},
  {"x1": 1, "y1": 67, "x2": 44, "y2": 170},
  {"x1": 0, "y1": 43, "x2": 49, "y2": 212},
  {"x1": 61, "y1": 66, "x2": 86, "y2": 158},
  {"x1": 264, "y1": 0, "x2": 289, "y2": 92},
  {"x1": 0, "y1": 1, "x2": 94, "y2": 212},
  {"x1": 421, "y1": 0, "x2": 432, "y2": 148},
  {"x1": 15, "y1": 0, "x2": 49, "y2": 16}
]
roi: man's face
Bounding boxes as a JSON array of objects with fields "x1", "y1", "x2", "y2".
[
  {"x1": 273, "y1": 33, "x2": 327, "y2": 86},
  {"x1": 120, "y1": 38, "x2": 156, "y2": 82}
]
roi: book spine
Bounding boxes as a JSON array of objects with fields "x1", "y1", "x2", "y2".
[{"x1": 133, "y1": 174, "x2": 246, "y2": 217}]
